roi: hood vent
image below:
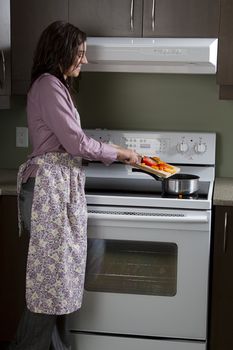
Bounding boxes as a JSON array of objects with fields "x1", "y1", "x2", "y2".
[{"x1": 83, "y1": 37, "x2": 218, "y2": 74}]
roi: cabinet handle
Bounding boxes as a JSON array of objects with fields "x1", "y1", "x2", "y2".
[
  {"x1": 151, "y1": 0, "x2": 156, "y2": 31},
  {"x1": 223, "y1": 211, "x2": 228, "y2": 253},
  {"x1": 130, "y1": 0, "x2": 134, "y2": 30},
  {"x1": 0, "y1": 50, "x2": 6, "y2": 89}
]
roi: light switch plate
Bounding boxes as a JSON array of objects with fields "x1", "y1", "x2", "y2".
[{"x1": 16, "y1": 127, "x2": 28, "y2": 147}]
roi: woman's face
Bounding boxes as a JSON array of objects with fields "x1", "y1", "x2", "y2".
[{"x1": 64, "y1": 42, "x2": 88, "y2": 79}]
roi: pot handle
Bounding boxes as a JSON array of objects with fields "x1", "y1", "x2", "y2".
[{"x1": 132, "y1": 167, "x2": 162, "y2": 181}]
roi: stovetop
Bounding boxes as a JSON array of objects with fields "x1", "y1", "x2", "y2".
[
  {"x1": 85, "y1": 176, "x2": 210, "y2": 197},
  {"x1": 85, "y1": 181, "x2": 214, "y2": 210},
  {"x1": 86, "y1": 188, "x2": 208, "y2": 200},
  {"x1": 84, "y1": 164, "x2": 214, "y2": 210}
]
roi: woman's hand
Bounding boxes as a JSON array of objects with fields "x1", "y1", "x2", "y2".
[{"x1": 113, "y1": 145, "x2": 141, "y2": 165}]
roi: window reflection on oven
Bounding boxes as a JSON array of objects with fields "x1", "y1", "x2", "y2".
[{"x1": 85, "y1": 239, "x2": 177, "y2": 296}]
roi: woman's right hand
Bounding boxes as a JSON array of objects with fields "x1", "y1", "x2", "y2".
[{"x1": 114, "y1": 146, "x2": 141, "y2": 165}]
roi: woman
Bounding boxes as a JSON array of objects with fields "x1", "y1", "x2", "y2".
[{"x1": 9, "y1": 21, "x2": 139, "y2": 350}]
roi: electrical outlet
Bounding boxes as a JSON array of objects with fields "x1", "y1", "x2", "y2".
[{"x1": 16, "y1": 127, "x2": 28, "y2": 147}]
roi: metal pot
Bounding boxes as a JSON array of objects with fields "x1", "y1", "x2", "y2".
[
  {"x1": 132, "y1": 169, "x2": 200, "y2": 195},
  {"x1": 162, "y1": 173, "x2": 199, "y2": 195}
]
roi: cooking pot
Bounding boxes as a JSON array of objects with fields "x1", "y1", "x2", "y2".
[{"x1": 132, "y1": 168, "x2": 200, "y2": 195}]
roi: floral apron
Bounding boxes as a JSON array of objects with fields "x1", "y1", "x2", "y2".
[{"x1": 17, "y1": 152, "x2": 88, "y2": 315}]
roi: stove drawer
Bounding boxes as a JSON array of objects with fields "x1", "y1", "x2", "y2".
[{"x1": 70, "y1": 333, "x2": 206, "y2": 350}]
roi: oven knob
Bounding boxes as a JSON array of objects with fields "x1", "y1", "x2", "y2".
[
  {"x1": 176, "y1": 142, "x2": 189, "y2": 153},
  {"x1": 194, "y1": 143, "x2": 207, "y2": 154}
]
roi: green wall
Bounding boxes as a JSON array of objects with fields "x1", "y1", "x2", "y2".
[{"x1": 1, "y1": 74, "x2": 233, "y2": 177}]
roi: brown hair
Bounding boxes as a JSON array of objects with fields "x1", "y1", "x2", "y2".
[{"x1": 30, "y1": 21, "x2": 86, "y2": 89}]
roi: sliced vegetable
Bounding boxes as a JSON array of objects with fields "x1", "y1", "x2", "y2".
[
  {"x1": 141, "y1": 156, "x2": 157, "y2": 167},
  {"x1": 140, "y1": 156, "x2": 176, "y2": 174}
]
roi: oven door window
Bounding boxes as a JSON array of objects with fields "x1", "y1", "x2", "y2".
[{"x1": 85, "y1": 239, "x2": 177, "y2": 296}]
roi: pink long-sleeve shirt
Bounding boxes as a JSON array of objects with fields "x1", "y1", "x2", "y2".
[{"x1": 23, "y1": 73, "x2": 117, "y2": 181}]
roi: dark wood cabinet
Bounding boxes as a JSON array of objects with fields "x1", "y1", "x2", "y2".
[
  {"x1": 143, "y1": 0, "x2": 219, "y2": 38},
  {"x1": 217, "y1": 0, "x2": 233, "y2": 99},
  {"x1": 0, "y1": 196, "x2": 28, "y2": 341},
  {"x1": 69, "y1": 0, "x2": 219, "y2": 38},
  {"x1": 0, "y1": 0, "x2": 11, "y2": 109},
  {"x1": 11, "y1": 0, "x2": 68, "y2": 94},
  {"x1": 69, "y1": 0, "x2": 143, "y2": 37},
  {"x1": 209, "y1": 205, "x2": 233, "y2": 349}
]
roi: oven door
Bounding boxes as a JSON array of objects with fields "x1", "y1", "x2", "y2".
[{"x1": 69, "y1": 205, "x2": 211, "y2": 340}]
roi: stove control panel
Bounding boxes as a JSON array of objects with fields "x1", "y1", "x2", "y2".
[{"x1": 84, "y1": 129, "x2": 216, "y2": 165}]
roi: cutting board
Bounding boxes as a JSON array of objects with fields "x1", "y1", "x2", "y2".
[{"x1": 133, "y1": 163, "x2": 180, "y2": 179}]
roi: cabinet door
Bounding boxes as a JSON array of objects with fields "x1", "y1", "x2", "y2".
[
  {"x1": 0, "y1": 196, "x2": 29, "y2": 341},
  {"x1": 69, "y1": 0, "x2": 143, "y2": 37},
  {"x1": 143, "y1": 0, "x2": 219, "y2": 37},
  {"x1": 217, "y1": 0, "x2": 233, "y2": 99},
  {"x1": 0, "y1": 0, "x2": 10, "y2": 108},
  {"x1": 209, "y1": 206, "x2": 233, "y2": 349},
  {"x1": 11, "y1": 0, "x2": 68, "y2": 94}
]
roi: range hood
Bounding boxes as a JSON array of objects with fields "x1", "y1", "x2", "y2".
[{"x1": 83, "y1": 37, "x2": 218, "y2": 74}]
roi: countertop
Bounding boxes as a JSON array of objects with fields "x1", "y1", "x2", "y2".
[
  {"x1": 1, "y1": 169, "x2": 233, "y2": 206},
  {"x1": 0, "y1": 169, "x2": 17, "y2": 195},
  {"x1": 213, "y1": 177, "x2": 233, "y2": 206}
]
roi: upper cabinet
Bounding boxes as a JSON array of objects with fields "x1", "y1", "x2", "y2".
[
  {"x1": 143, "y1": 0, "x2": 219, "y2": 38},
  {"x1": 69, "y1": 0, "x2": 219, "y2": 38},
  {"x1": 11, "y1": 0, "x2": 68, "y2": 94},
  {"x1": 69, "y1": 0, "x2": 143, "y2": 37},
  {"x1": 217, "y1": 0, "x2": 233, "y2": 99},
  {"x1": 0, "y1": 0, "x2": 11, "y2": 108}
]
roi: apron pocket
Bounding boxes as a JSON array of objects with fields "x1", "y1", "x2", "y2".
[{"x1": 19, "y1": 178, "x2": 35, "y2": 233}]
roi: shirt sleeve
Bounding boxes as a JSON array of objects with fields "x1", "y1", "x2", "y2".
[{"x1": 38, "y1": 76, "x2": 117, "y2": 165}]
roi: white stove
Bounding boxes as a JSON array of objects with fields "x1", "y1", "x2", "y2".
[{"x1": 69, "y1": 130, "x2": 216, "y2": 350}]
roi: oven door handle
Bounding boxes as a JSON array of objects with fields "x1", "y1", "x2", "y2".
[{"x1": 88, "y1": 212, "x2": 208, "y2": 223}]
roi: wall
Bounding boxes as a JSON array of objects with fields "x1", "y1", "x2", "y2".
[{"x1": 0, "y1": 74, "x2": 233, "y2": 177}]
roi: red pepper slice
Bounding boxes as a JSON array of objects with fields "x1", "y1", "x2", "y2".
[{"x1": 141, "y1": 156, "x2": 157, "y2": 167}]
